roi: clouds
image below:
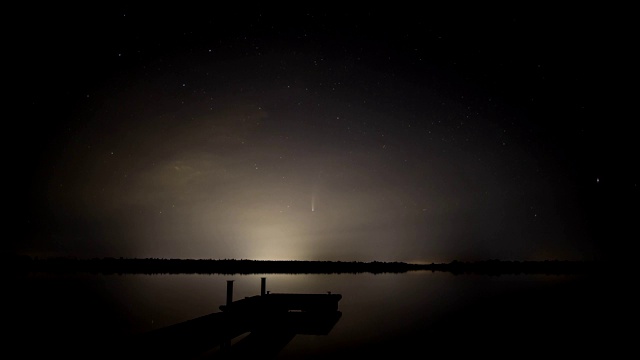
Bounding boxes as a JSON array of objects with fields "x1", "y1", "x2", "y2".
[{"x1": 10, "y1": 6, "x2": 629, "y2": 262}]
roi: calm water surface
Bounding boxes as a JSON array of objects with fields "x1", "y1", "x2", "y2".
[{"x1": 7, "y1": 271, "x2": 626, "y2": 359}]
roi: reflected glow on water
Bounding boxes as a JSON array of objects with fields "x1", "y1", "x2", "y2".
[{"x1": 7, "y1": 271, "x2": 621, "y2": 358}]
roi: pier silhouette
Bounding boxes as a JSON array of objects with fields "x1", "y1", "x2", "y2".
[{"x1": 122, "y1": 278, "x2": 342, "y2": 359}]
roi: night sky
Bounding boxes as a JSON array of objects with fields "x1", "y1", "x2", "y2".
[{"x1": 10, "y1": 5, "x2": 635, "y2": 263}]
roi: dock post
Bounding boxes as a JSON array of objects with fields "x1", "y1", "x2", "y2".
[
  {"x1": 226, "y1": 280, "x2": 234, "y2": 306},
  {"x1": 261, "y1": 277, "x2": 266, "y2": 296}
]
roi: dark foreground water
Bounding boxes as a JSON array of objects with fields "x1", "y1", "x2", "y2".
[{"x1": 6, "y1": 270, "x2": 628, "y2": 359}]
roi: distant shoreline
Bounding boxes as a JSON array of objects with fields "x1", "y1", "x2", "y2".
[{"x1": 5, "y1": 256, "x2": 605, "y2": 275}]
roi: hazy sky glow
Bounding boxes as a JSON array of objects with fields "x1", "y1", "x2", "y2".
[{"x1": 11, "y1": 5, "x2": 634, "y2": 262}]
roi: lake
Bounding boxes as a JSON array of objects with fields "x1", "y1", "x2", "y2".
[{"x1": 6, "y1": 270, "x2": 626, "y2": 359}]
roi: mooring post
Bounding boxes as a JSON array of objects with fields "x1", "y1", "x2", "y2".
[
  {"x1": 226, "y1": 280, "x2": 234, "y2": 306},
  {"x1": 261, "y1": 277, "x2": 266, "y2": 296}
]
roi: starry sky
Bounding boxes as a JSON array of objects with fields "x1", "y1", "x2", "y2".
[{"x1": 9, "y1": 5, "x2": 635, "y2": 262}]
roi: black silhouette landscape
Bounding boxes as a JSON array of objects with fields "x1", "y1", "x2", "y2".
[
  {"x1": 6, "y1": 256, "x2": 623, "y2": 359},
  {"x1": 6, "y1": 255, "x2": 605, "y2": 275}
]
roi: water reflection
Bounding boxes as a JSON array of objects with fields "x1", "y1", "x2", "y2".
[{"x1": 7, "y1": 271, "x2": 624, "y2": 359}]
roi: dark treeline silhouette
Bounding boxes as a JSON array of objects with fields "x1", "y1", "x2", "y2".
[{"x1": 5, "y1": 254, "x2": 604, "y2": 275}]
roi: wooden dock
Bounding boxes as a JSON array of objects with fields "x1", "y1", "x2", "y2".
[
  {"x1": 220, "y1": 292, "x2": 342, "y2": 313},
  {"x1": 220, "y1": 277, "x2": 341, "y2": 313},
  {"x1": 122, "y1": 277, "x2": 342, "y2": 359}
]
